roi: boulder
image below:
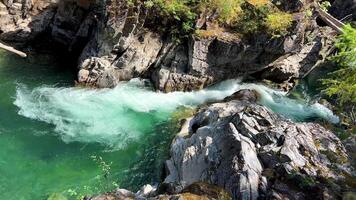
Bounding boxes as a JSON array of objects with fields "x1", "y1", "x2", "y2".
[
  {"x1": 164, "y1": 90, "x2": 352, "y2": 200},
  {"x1": 223, "y1": 89, "x2": 259, "y2": 102}
]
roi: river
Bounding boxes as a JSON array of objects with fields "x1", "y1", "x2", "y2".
[{"x1": 0, "y1": 50, "x2": 339, "y2": 199}]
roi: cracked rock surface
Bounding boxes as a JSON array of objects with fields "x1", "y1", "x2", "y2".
[{"x1": 164, "y1": 89, "x2": 353, "y2": 200}]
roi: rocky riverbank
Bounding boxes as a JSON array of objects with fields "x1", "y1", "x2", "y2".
[
  {"x1": 88, "y1": 89, "x2": 355, "y2": 200},
  {"x1": 71, "y1": 0, "x2": 337, "y2": 92}
]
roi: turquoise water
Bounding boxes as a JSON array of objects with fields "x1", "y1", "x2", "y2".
[
  {"x1": 0, "y1": 50, "x2": 339, "y2": 200},
  {"x1": 0, "y1": 51, "x2": 177, "y2": 200}
]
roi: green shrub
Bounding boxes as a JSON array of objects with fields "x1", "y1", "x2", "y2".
[
  {"x1": 233, "y1": 1, "x2": 269, "y2": 35},
  {"x1": 227, "y1": 1, "x2": 294, "y2": 36},
  {"x1": 265, "y1": 12, "x2": 293, "y2": 36},
  {"x1": 144, "y1": 0, "x2": 198, "y2": 41},
  {"x1": 118, "y1": 0, "x2": 295, "y2": 39},
  {"x1": 200, "y1": 0, "x2": 243, "y2": 25}
]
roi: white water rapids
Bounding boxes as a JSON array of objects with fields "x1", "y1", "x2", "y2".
[{"x1": 14, "y1": 79, "x2": 339, "y2": 149}]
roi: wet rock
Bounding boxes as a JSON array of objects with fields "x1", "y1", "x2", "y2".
[
  {"x1": 164, "y1": 90, "x2": 352, "y2": 199},
  {"x1": 223, "y1": 89, "x2": 259, "y2": 102},
  {"x1": 136, "y1": 184, "x2": 157, "y2": 197}
]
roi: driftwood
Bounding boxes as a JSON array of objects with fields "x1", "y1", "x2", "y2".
[{"x1": 0, "y1": 42, "x2": 27, "y2": 58}]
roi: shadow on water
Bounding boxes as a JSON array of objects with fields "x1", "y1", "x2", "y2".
[{"x1": 288, "y1": 61, "x2": 337, "y2": 102}]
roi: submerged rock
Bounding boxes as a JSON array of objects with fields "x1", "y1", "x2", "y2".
[{"x1": 164, "y1": 89, "x2": 353, "y2": 200}]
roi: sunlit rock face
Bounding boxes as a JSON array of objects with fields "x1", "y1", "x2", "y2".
[
  {"x1": 164, "y1": 89, "x2": 351, "y2": 200},
  {"x1": 0, "y1": 0, "x2": 337, "y2": 92},
  {"x1": 74, "y1": 0, "x2": 336, "y2": 92}
]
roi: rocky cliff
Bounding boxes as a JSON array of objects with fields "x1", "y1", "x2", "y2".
[
  {"x1": 76, "y1": 0, "x2": 336, "y2": 92},
  {"x1": 1, "y1": 0, "x2": 354, "y2": 92}
]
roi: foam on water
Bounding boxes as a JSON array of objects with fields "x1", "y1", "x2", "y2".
[
  {"x1": 242, "y1": 83, "x2": 340, "y2": 124},
  {"x1": 14, "y1": 79, "x2": 339, "y2": 149}
]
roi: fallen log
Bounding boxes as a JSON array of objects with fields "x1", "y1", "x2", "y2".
[{"x1": 0, "y1": 42, "x2": 27, "y2": 58}]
